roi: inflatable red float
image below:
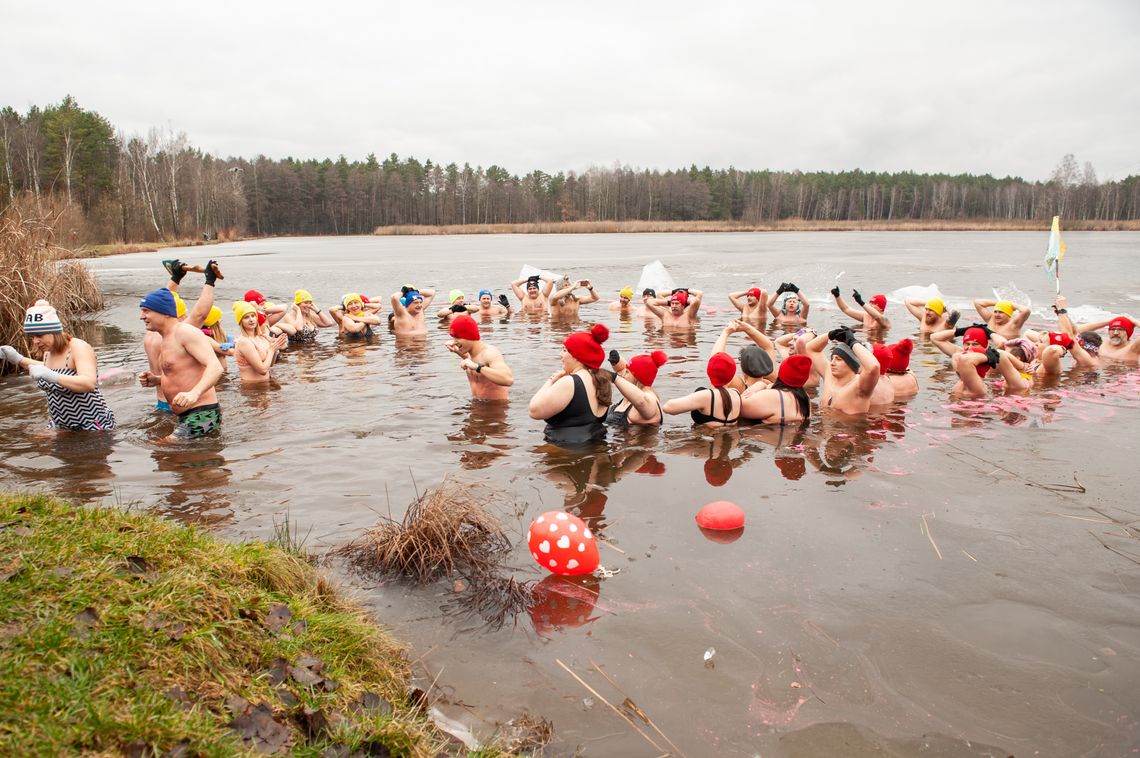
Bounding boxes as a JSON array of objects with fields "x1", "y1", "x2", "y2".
[
  {"x1": 695, "y1": 500, "x2": 745, "y2": 530},
  {"x1": 527, "y1": 511, "x2": 600, "y2": 576}
]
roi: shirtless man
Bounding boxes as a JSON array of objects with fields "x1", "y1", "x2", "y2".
[
  {"x1": 445, "y1": 315, "x2": 514, "y2": 400},
  {"x1": 728, "y1": 287, "x2": 768, "y2": 321},
  {"x1": 144, "y1": 259, "x2": 222, "y2": 412},
  {"x1": 644, "y1": 288, "x2": 704, "y2": 328},
  {"x1": 137, "y1": 288, "x2": 223, "y2": 440},
  {"x1": 511, "y1": 274, "x2": 555, "y2": 315},
  {"x1": 767, "y1": 283, "x2": 811, "y2": 325},
  {"x1": 609, "y1": 287, "x2": 636, "y2": 315},
  {"x1": 635, "y1": 288, "x2": 661, "y2": 321},
  {"x1": 1076, "y1": 315, "x2": 1139, "y2": 365},
  {"x1": 472, "y1": 289, "x2": 512, "y2": 319},
  {"x1": 973, "y1": 298, "x2": 1030, "y2": 340},
  {"x1": 549, "y1": 277, "x2": 599, "y2": 320},
  {"x1": 904, "y1": 297, "x2": 959, "y2": 335},
  {"x1": 389, "y1": 287, "x2": 436, "y2": 337},
  {"x1": 930, "y1": 325, "x2": 1028, "y2": 397},
  {"x1": 330, "y1": 293, "x2": 382, "y2": 337},
  {"x1": 803, "y1": 328, "x2": 880, "y2": 414},
  {"x1": 874, "y1": 339, "x2": 918, "y2": 398},
  {"x1": 832, "y1": 288, "x2": 891, "y2": 332}
]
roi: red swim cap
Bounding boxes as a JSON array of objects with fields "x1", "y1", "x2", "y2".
[
  {"x1": 746, "y1": 287, "x2": 762, "y2": 300},
  {"x1": 1048, "y1": 331, "x2": 1073, "y2": 349},
  {"x1": 706, "y1": 351, "x2": 736, "y2": 387},
  {"x1": 1109, "y1": 316, "x2": 1135, "y2": 339},
  {"x1": 963, "y1": 327, "x2": 989, "y2": 348},
  {"x1": 448, "y1": 314, "x2": 480, "y2": 341},
  {"x1": 869, "y1": 294, "x2": 887, "y2": 311},
  {"x1": 670, "y1": 290, "x2": 689, "y2": 306}
]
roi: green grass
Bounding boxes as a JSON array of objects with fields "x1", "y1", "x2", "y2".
[{"x1": 0, "y1": 492, "x2": 444, "y2": 757}]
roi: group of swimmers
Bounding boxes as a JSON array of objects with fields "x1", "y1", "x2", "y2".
[{"x1": 2, "y1": 259, "x2": 1137, "y2": 444}]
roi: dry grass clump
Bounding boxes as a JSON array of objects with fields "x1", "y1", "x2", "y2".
[
  {"x1": 0, "y1": 205, "x2": 103, "y2": 351},
  {"x1": 337, "y1": 480, "x2": 512, "y2": 583},
  {"x1": 443, "y1": 575, "x2": 538, "y2": 630}
]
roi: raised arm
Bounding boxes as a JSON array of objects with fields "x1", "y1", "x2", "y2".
[
  {"x1": 549, "y1": 282, "x2": 576, "y2": 304},
  {"x1": 644, "y1": 300, "x2": 669, "y2": 319},
  {"x1": 853, "y1": 342, "x2": 880, "y2": 398},
  {"x1": 577, "y1": 280, "x2": 600, "y2": 304},
  {"x1": 390, "y1": 292, "x2": 409, "y2": 316},
  {"x1": 510, "y1": 278, "x2": 527, "y2": 301},
  {"x1": 796, "y1": 287, "x2": 811, "y2": 320},
  {"x1": 930, "y1": 328, "x2": 962, "y2": 357},
  {"x1": 904, "y1": 298, "x2": 927, "y2": 320},
  {"x1": 735, "y1": 319, "x2": 775, "y2": 352},
  {"x1": 540, "y1": 276, "x2": 555, "y2": 298},
  {"x1": 686, "y1": 289, "x2": 704, "y2": 320},
  {"x1": 662, "y1": 389, "x2": 708, "y2": 416},
  {"x1": 1011, "y1": 302, "x2": 1032, "y2": 329},
  {"x1": 863, "y1": 300, "x2": 889, "y2": 327},
  {"x1": 613, "y1": 373, "x2": 659, "y2": 421},
  {"x1": 727, "y1": 290, "x2": 747, "y2": 312},
  {"x1": 973, "y1": 298, "x2": 996, "y2": 321},
  {"x1": 834, "y1": 291, "x2": 864, "y2": 321}
]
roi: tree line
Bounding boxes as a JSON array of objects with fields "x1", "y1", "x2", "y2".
[{"x1": 2, "y1": 97, "x2": 1138, "y2": 244}]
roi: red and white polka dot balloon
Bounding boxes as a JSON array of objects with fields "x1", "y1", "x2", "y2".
[{"x1": 527, "y1": 511, "x2": 599, "y2": 576}]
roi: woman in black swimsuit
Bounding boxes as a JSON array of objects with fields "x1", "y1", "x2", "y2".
[
  {"x1": 662, "y1": 351, "x2": 742, "y2": 426},
  {"x1": 606, "y1": 350, "x2": 667, "y2": 426},
  {"x1": 529, "y1": 323, "x2": 614, "y2": 444}
]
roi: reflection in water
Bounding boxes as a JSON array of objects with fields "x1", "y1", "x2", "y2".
[
  {"x1": 664, "y1": 428, "x2": 750, "y2": 487},
  {"x1": 451, "y1": 401, "x2": 512, "y2": 470},
  {"x1": 527, "y1": 574, "x2": 602, "y2": 634},
  {"x1": 532, "y1": 440, "x2": 657, "y2": 533},
  {"x1": 802, "y1": 410, "x2": 907, "y2": 486},
  {"x1": 150, "y1": 443, "x2": 233, "y2": 525}
]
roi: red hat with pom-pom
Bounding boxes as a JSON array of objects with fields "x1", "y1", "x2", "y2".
[
  {"x1": 627, "y1": 350, "x2": 667, "y2": 386},
  {"x1": 871, "y1": 343, "x2": 894, "y2": 373},
  {"x1": 889, "y1": 338, "x2": 913, "y2": 373},
  {"x1": 563, "y1": 324, "x2": 609, "y2": 369}
]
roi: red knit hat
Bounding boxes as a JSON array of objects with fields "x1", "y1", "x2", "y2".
[
  {"x1": 889, "y1": 339, "x2": 913, "y2": 373},
  {"x1": 869, "y1": 294, "x2": 887, "y2": 311},
  {"x1": 1109, "y1": 316, "x2": 1135, "y2": 339},
  {"x1": 627, "y1": 350, "x2": 667, "y2": 386},
  {"x1": 563, "y1": 324, "x2": 609, "y2": 369},
  {"x1": 706, "y1": 352, "x2": 736, "y2": 387},
  {"x1": 670, "y1": 290, "x2": 689, "y2": 306},
  {"x1": 871, "y1": 343, "x2": 894, "y2": 373},
  {"x1": 244, "y1": 289, "x2": 266, "y2": 305},
  {"x1": 256, "y1": 312, "x2": 266, "y2": 326},
  {"x1": 746, "y1": 287, "x2": 762, "y2": 300},
  {"x1": 448, "y1": 314, "x2": 480, "y2": 341},
  {"x1": 777, "y1": 354, "x2": 812, "y2": 388},
  {"x1": 963, "y1": 327, "x2": 989, "y2": 348},
  {"x1": 1048, "y1": 331, "x2": 1073, "y2": 349}
]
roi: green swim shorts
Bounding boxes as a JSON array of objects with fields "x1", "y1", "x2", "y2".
[{"x1": 172, "y1": 403, "x2": 222, "y2": 439}]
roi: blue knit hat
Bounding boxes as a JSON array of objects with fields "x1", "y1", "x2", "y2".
[
  {"x1": 139, "y1": 288, "x2": 179, "y2": 317},
  {"x1": 24, "y1": 301, "x2": 63, "y2": 334}
]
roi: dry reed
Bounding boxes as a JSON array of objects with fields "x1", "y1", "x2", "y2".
[
  {"x1": 336, "y1": 480, "x2": 512, "y2": 584},
  {"x1": 442, "y1": 574, "x2": 538, "y2": 630},
  {"x1": 375, "y1": 218, "x2": 1140, "y2": 236},
  {"x1": 0, "y1": 204, "x2": 104, "y2": 356}
]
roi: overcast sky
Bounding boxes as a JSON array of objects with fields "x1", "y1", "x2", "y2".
[{"x1": 5, "y1": 1, "x2": 1138, "y2": 181}]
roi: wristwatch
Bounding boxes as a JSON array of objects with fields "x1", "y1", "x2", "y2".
[{"x1": 475, "y1": 364, "x2": 483, "y2": 373}]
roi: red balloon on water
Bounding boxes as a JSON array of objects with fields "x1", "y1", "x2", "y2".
[
  {"x1": 695, "y1": 500, "x2": 745, "y2": 530},
  {"x1": 527, "y1": 511, "x2": 600, "y2": 576}
]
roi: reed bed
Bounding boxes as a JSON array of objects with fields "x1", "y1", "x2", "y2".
[
  {"x1": 0, "y1": 205, "x2": 103, "y2": 354},
  {"x1": 375, "y1": 218, "x2": 1140, "y2": 235},
  {"x1": 336, "y1": 480, "x2": 513, "y2": 584}
]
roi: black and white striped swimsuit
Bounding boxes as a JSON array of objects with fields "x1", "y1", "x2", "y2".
[{"x1": 36, "y1": 350, "x2": 116, "y2": 431}]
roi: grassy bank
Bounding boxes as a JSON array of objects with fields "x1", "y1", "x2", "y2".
[
  {"x1": 0, "y1": 492, "x2": 445, "y2": 757},
  {"x1": 374, "y1": 218, "x2": 1140, "y2": 235}
]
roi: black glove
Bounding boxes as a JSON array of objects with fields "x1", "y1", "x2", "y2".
[
  {"x1": 828, "y1": 327, "x2": 855, "y2": 346},
  {"x1": 852, "y1": 290, "x2": 864, "y2": 306},
  {"x1": 984, "y1": 346, "x2": 1000, "y2": 368},
  {"x1": 671, "y1": 287, "x2": 689, "y2": 296},
  {"x1": 401, "y1": 284, "x2": 415, "y2": 296},
  {"x1": 204, "y1": 260, "x2": 219, "y2": 286},
  {"x1": 169, "y1": 259, "x2": 187, "y2": 285},
  {"x1": 608, "y1": 349, "x2": 621, "y2": 366},
  {"x1": 953, "y1": 325, "x2": 970, "y2": 338},
  {"x1": 497, "y1": 294, "x2": 510, "y2": 308},
  {"x1": 450, "y1": 303, "x2": 467, "y2": 313},
  {"x1": 830, "y1": 286, "x2": 840, "y2": 298},
  {"x1": 787, "y1": 282, "x2": 800, "y2": 294},
  {"x1": 946, "y1": 309, "x2": 960, "y2": 328},
  {"x1": 775, "y1": 283, "x2": 788, "y2": 295}
]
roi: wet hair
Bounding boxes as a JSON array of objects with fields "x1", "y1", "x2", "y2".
[
  {"x1": 587, "y1": 367, "x2": 613, "y2": 406},
  {"x1": 771, "y1": 379, "x2": 811, "y2": 419},
  {"x1": 1078, "y1": 331, "x2": 1102, "y2": 354}
]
